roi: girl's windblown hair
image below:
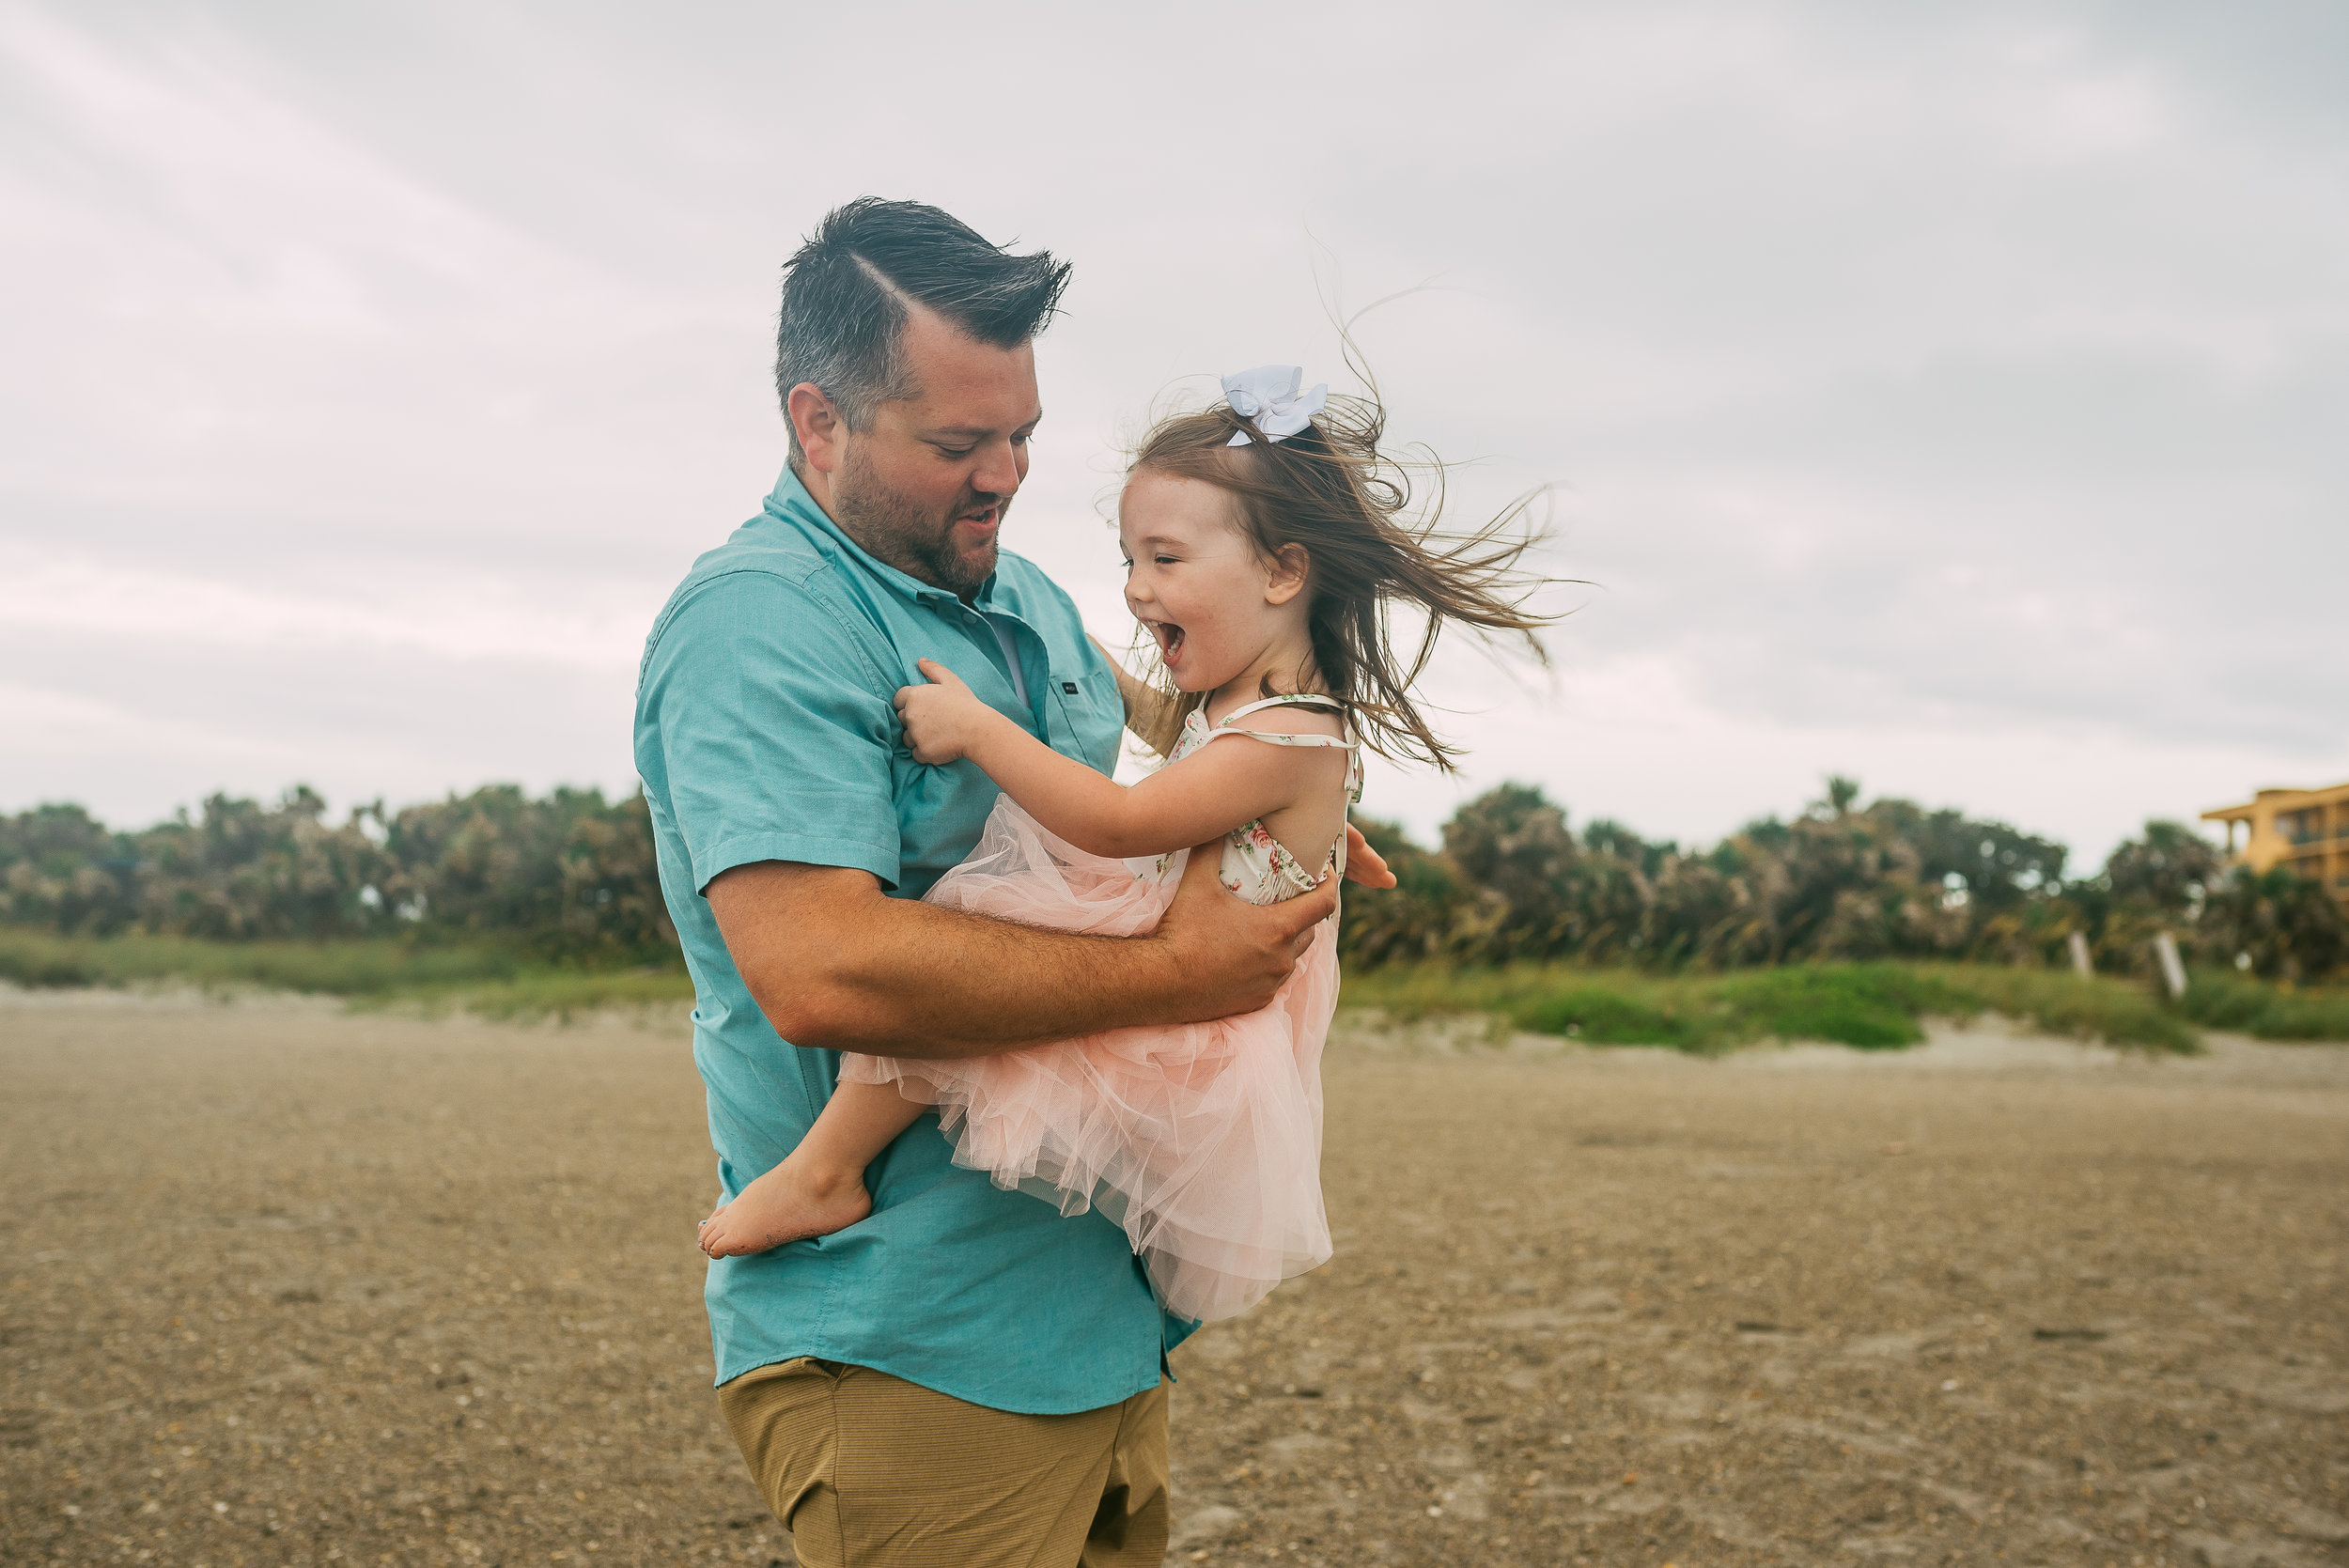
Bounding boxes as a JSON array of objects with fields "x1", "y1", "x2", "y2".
[{"x1": 1126, "y1": 368, "x2": 1556, "y2": 771}]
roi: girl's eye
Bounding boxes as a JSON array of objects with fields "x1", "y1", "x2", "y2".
[{"x1": 1154, "y1": 554, "x2": 1178, "y2": 566}]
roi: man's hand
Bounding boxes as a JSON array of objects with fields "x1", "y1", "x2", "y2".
[
  {"x1": 894, "y1": 659, "x2": 1003, "y2": 765},
  {"x1": 1342, "y1": 822, "x2": 1395, "y2": 889},
  {"x1": 1152, "y1": 840, "x2": 1339, "y2": 1020}
]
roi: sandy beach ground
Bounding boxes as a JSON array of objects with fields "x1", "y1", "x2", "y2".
[{"x1": 3, "y1": 988, "x2": 2344, "y2": 1568}]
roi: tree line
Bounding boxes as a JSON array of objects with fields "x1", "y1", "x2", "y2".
[
  {"x1": 2, "y1": 777, "x2": 2341, "y2": 980},
  {"x1": 1346, "y1": 778, "x2": 2345, "y2": 982},
  {"x1": 0, "y1": 785, "x2": 672, "y2": 965}
]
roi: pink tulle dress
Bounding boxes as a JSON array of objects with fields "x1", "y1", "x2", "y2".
[{"x1": 839, "y1": 693, "x2": 1362, "y2": 1324}]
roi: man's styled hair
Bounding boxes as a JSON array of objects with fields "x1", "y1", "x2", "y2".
[{"x1": 775, "y1": 198, "x2": 1072, "y2": 459}]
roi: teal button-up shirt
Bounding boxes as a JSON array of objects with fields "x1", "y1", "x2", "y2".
[{"x1": 634, "y1": 467, "x2": 1191, "y2": 1414}]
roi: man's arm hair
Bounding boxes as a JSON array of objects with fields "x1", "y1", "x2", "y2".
[{"x1": 708, "y1": 849, "x2": 1336, "y2": 1058}]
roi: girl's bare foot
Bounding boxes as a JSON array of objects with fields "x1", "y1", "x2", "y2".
[{"x1": 697, "y1": 1158, "x2": 872, "y2": 1258}]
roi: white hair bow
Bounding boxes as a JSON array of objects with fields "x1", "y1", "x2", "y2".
[{"x1": 1221, "y1": 365, "x2": 1328, "y2": 446}]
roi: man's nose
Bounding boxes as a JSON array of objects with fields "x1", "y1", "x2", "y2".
[{"x1": 972, "y1": 439, "x2": 1022, "y2": 499}]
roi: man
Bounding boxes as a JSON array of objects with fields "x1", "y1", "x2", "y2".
[{"x1": 633, "y1": 199, "x2": 1390, "y2": 1567}]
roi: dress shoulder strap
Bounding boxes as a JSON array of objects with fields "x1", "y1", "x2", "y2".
[
  {"x1": 1198, "y1": 694, "x2": 1356, "y2": 751},
  {"x1": 1218, "y1": 692, "x2": 1344, "y2": 724},
  {"x1": 1189, "y1": 691, "x2": 1364, "y2": 809}
]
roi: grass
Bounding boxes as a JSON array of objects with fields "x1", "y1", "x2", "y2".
[
  {"x1": 362, "y1": 969, "x2": 696, "y2": 1022},
  {"x1": 1340, "y1": 959, "x2": 2206, "y2": 1053},
  {"x1": 2177, "y1": 970, "x2": 2349, "y2": 1041},
  {"x1": 11, "y1": 927, "x2": 2342, "y2": 1048},
  {"x1": 0, "y1": 928, "x2": 692, "y2": 1021}
]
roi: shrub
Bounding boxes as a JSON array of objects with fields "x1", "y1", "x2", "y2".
[
  {"x1": 1340, "y1": 959, "x2": 2210, "y2": 1053},
  {"x1": 2178, "y1": 971, "x2": 2349, "y2": 1040}
]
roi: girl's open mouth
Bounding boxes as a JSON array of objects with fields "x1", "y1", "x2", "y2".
[{"x1": 1149, "y1": 621, "x2": 1186, "y2": 662}]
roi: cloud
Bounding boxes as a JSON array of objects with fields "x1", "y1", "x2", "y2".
[
  {"x1": 2, "y1": 0, "x2": 2343, "y2": 865},
  {"x1": 0, "y1": 544, "x2": 646, "y2": 668}
]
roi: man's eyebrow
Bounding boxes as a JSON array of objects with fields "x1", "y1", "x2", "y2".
[{"x1": 922, "y1": 411, "x2": 1044, "y2": 440}]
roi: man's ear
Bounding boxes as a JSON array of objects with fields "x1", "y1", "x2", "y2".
[
  {"x1": 1265, "y1": 543, "x2": 1311, "y2": 606},
  {"x1": 787, "y1": 382, "x2": 848, "y2": 476}
]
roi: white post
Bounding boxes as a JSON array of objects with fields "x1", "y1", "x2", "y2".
[
  {"x1": 2153, "y1": 932, "x2": 2187, "y2": 1000},
  {"x1": 2067, "y1": 930, "x2": 2093, "y2": 980}
]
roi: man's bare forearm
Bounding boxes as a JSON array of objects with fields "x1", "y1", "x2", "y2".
[
  {"x1": 787, "y1": 897, "x2": 1190, "y2": 1057},
  {"x1": 709, "y1": 862, "x2": 1190, "y2": 1058}
]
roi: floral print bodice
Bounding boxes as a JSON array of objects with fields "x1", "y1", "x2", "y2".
[{"x1": 1158, "y1": 693, "x2": 1363, "y2": 907}]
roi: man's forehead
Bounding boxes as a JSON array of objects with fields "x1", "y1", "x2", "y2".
[
  {"x1": 890, "y1": 380, "x2": 1039, "y2": 436},
  {"x1": 892, "y1": 303, "x2": 1039, "y2": 422}
]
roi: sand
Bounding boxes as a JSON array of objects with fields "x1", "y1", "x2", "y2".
[{"x1": 2, "y1": 987, "x2": 2344, "y2": 1567}]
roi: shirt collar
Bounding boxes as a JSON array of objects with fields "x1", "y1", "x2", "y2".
[{"x1": 762, "y1": 465, "x2": 1003, "y2": 614}]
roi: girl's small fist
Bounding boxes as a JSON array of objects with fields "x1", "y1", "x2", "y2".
[{"x1": 894, "y1": 659, "x2": 987, "y2": 765}]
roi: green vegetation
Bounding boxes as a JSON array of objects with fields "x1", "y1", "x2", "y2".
[
  {"x1": 1340, "y1": 960, "x2": 2201, "y2": 1053},
  {"x1": 362, "y1": 968, "x2": 695, "y2": 1022},
  {"x1": 0, "y1": 927, "x2": 690, "y2": 1021},
  {"x1": 10, "y1": 925, "x2": 2337, "y2": 1050},
  {"x1": 0, "y1": 784, "x2": 670, "y2": 962},
  {"x1": 2177, "y1": 970, "x2": 2349, "y2": 1042},
  {"x1": 6, "y1": 773, "x2": 2343, "y2": 1043},
  {"x1": 1343, "y1": 780, "x2": 2346, "y2": 985},
  {"x1": 0, "y1": 927, "x2": 521, "y2": 993}
]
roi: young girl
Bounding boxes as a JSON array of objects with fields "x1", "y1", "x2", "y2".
[{"x1": 696, "y1": 365, "x2": 1549, "y2": 1323}]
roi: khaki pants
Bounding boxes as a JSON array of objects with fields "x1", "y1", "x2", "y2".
[{"x1": 717, "y1": 1358, "x2": 1170, "y2": 1568}]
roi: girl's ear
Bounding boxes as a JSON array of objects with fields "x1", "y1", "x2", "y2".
[{"x1": 1264, "y1": 543, "x2": 1311, "y2": 606}]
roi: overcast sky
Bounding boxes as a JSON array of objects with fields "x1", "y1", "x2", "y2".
[{"x1": 5, "y1": 0, "x2": 2343, "y2": 867}]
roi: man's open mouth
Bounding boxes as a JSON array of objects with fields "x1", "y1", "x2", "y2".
[{"x1": 1148, "y1": 621, "x2": 1186, "y2": 662}]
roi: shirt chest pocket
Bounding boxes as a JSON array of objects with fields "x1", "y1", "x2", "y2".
[{"x1": 1047, "y1": 666, "x2": 1126, "y2": 771}]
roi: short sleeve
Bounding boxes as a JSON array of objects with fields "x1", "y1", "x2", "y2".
[{"x1": 636, "y1": 569, "x2": 901, "y2": 893}]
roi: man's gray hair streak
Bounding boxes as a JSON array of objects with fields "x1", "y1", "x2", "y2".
[{"x1": 774, "y1": 198, "x2": 1072, "y2": 458}]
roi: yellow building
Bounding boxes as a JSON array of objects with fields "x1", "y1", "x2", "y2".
[{"x1": 2201, "y1": 782, "x2": 2349, "y2": 906}]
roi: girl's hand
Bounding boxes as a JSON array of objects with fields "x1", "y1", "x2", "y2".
[{"x1": 894, "y1": 659, "x2": 1000, "y2": 765}]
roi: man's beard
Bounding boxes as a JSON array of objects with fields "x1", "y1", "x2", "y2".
[{"x1": 832, "y1": 442, "x2": 1005, "y2": 599}]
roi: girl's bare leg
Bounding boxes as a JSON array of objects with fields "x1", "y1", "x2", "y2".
[{"x1": 697, "y1": 1079, "x2": 926, "y2": 1257}]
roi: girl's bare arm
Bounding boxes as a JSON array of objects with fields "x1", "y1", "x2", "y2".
[{"x1": 895, "y1": 659, "x2": 1345, "y2": 860}]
